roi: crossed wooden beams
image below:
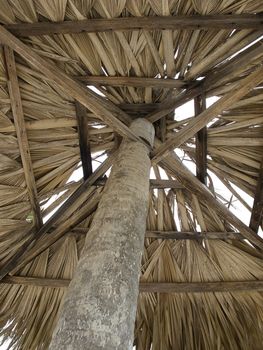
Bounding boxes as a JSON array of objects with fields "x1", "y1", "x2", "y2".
[{"x1": 0, "y1": 23, "x2": 263, "y2": 283}]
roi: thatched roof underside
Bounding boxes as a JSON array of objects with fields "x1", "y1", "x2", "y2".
[{"x1": 0, "y1": 1, "x2": 263, "y2": 349}]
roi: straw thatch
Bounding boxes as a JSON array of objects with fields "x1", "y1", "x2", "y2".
[{"x1": 0, "y1": 0, "x2": 263, "y2": 349}]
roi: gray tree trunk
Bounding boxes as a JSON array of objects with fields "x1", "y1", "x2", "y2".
[{"x1": 49, "y1": 119, "x2": 154, "y2": 350}]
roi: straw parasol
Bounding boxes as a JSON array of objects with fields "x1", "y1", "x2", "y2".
[{"x1": 0, "y1": 0, "x2": 263, "y2": 349}]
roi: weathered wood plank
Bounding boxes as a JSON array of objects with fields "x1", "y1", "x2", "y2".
[
  {"x1": 4, "y1": 46, "x2": 42, "y2": 229},
  {"x1": 145, "y1": 231, "x2": 243, "y2": 240},
  {"x1": 152, "y1": 64, "x2": 263, "y2": 163},
  {"x1": 5, "y1": 15, "x2": 263, "y2": 37},
  {"x1": 2, "y1": 275, "x2": 70, "y2": 288},
  {"x1": 195, "y1": 94, "x2": 207, "y2": 184},
  {"x1": 77, "y1": 75, "x2": 186, "y2": 88},
  {"x1": 3, "y1": 276, "x2": 263, "y2": 293},
  {"x1": 75, "y1": 101, "x2": 92, "y2": 180},
  {"x1": 0, "y1": 26, "x2": 143, "y2": 143},
  {"x1": 139, "y1": 281, "x2": 263, "y2": 293},
  {"x1": 250, "y1": 156, "x2": 263, "y2": 232},
  {"x1": 120, "y1": 103, "x2": 160, "y2": 116}
]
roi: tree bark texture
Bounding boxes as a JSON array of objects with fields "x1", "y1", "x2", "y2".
[{"x1": 49, "y1": 119, "x2": 154, "y2": 350}]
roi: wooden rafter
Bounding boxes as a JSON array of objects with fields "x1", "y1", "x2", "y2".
[
  {"x1": 139, "y1": 281, "x2": 263, "y2": 293},
  {"x1": 75, "y1": 101, "x2": 93, "y2": 180},
  {"x1": 152, "y1": 64, "x2": 263, "y2": 164},
  {"x1": 0, "y1": 25, "x2": 145, "y2": 144},
  {"x1": 120, "y1": 103, "x2": 160, "y2": 116},
  {"x1": 145, "y1": 231, "x2": 242, "y2": 240},
  {"x1": 2, "y1": 275, "x2": 70, "y2": 288},
  {"x1": 249, "y1": 156, "x2": 263, "y2": 232},
  {"x1": 77, "y1": 75, "x2": 186, "y2": 88},
  {"x1": 4, "y1": 46, "x2": 42, "y2": 229},
  {"x1": 4, "y1": 14, "x2": 263, "y2": 37},
  {"x1": 194, "y1": 94, "x2": 207, "y2": 184},
  {"x1": 2, "y1": 276, "x2": 263, "y2": 293}
]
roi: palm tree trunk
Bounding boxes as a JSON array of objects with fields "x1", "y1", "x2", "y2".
[{"x1": 50, "y1": 119, "x2": 154, "y2": 350}]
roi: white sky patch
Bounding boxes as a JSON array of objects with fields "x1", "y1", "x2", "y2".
[{"x1": 87, "y1": 85, "x2": 106, "y2": 97}]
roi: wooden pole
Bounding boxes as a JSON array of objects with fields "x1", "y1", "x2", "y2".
[{"x1": 49, "y1": 119, "x2": 154, "y2": 350}]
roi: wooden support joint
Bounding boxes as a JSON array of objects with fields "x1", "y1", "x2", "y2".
[{"x1": 4, "y1": 15, "x2": 263, "y2": 37}]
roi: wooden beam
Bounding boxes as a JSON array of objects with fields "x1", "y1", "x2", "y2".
[
  {"x1": 0, "y1": 153, "x2": 115, "y2": 280},
  {"x1": 194, "y1": 94, "x2": 207, "y2": 184},
  {"x1": 2, "y1": 275, "x2": 70, "y2": 288},
  {"x1": 120, "y1": 103, "x2": 160, "y2": 116},
  {"x1": 2, "y1": 275, "x2": 263, "y2": 293},
  {"x1": 5, "y1": 15, "x2": 263, "y2": 37},
  {"x1": 152, "y1": 64, "x2": 263, "y2": 164},
  {"x1": 158, "y1": 146, "x2": 263, "y2": 251},
  {"x1": 4, "y1": 46, "x2": 42, "y2": 229},
  {"x1": 250, "y1": 156, "x2": 263, "y2": 232},
  {"x1": 75, "y1": 101, "x2": 93, "y2": 180},
  {"x1": 139, "y1": 281, "x2": 263, "y2": 293},
  {"x1": 0, "y1": 25, "x2": 144, "y2": 144},
  {"x1": 145, "y1": 231, "x2": 243, "y2": 240},
  {"x1": 77, "y1": 75, "x2": 186, "y2": 88}
]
